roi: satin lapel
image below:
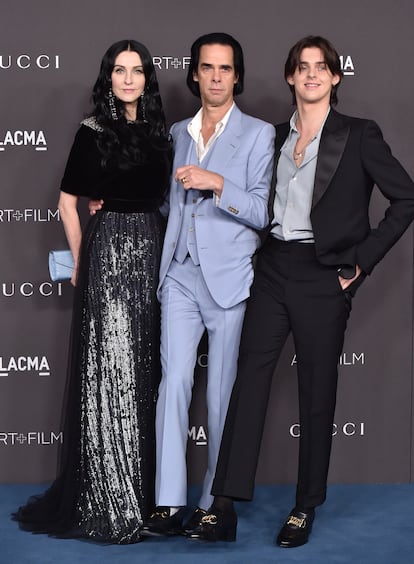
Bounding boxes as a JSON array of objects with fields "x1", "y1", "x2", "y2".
[
  {"x1": 268, "y1": 122, "x2": 290, "y2": 222},
  {"x1": 312, "y1": 112, "x2": 350, "y2": 208}
]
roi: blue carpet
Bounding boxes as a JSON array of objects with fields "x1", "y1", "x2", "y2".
[{"x1": 2, "y1": 483, "x2": 413, "y2": 563}]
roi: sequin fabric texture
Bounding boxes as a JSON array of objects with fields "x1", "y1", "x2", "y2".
[
  {"x1": 74, "y1": 211, "x2": 163, "y2": 543},
  {"x1": 13, "y1": 210, "x2": 164, "y2": 544}
]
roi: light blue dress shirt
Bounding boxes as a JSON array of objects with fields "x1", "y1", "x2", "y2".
[{"x1": 271, "y1": 109, "x2": 330, "y2": 242}]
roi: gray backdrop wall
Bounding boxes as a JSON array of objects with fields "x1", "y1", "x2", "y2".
[{"x1": 1, "y1": 0, "x2": 413, "y2": 487}]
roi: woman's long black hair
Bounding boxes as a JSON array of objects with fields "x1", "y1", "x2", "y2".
[{"x1": 92, "y1": 39, "x2": 171, "y2": 169}]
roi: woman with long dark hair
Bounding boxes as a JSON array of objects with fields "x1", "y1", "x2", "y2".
[{"x1": 13, "y1": 39, "x2": 172, "y2": 544}]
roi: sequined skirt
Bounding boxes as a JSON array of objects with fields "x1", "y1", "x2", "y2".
[{"x1": 14, "y1": 210, "x2": 165, "y2": 544}]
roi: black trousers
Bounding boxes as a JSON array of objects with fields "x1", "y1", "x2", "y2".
[{"x1": 212, "y1": 237, "x2": 352, "y2": 508}]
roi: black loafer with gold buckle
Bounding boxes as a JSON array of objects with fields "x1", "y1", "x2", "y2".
[
  {"x1": 140, "y1": 506, "x2": 186, "y2": 537},
  {"x1": 186, "y1": 507, "x2": 237, "y2": 542},
  {"x1": 276, "y1": 507, "x2": 315, "y2": 548},
  {"x1": 182, "y1": 507, "x2": 207, "y2": 536}
]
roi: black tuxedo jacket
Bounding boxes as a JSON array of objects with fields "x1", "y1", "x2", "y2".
[{"x1": 270, "y1": 109, "x2": 414, "y2": 281}]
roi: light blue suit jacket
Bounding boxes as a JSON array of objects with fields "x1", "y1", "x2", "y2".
[{"x1": 158, "y1": 105, "x2": 275, "y2": 309}]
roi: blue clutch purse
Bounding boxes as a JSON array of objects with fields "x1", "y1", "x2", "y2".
[{"x1": 48, "y1": 250, "x2": 74, "y2": 282}]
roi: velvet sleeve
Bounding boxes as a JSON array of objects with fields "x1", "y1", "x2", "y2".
[{"x1": 60, "y1": 125, "x2": 103, "y2": 198}]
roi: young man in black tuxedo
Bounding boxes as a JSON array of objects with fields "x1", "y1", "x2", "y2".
[{"x1": 189, "y1": 35, "x2": 414, "y2": 547}]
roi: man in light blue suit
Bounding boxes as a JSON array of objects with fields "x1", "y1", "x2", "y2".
[{"x1": 141, "y1": 33, "x2": 275, "y2": 538}]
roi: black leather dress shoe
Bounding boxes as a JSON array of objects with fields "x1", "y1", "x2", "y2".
[
  {"x1": 186, "y1": 506, "x2": 237, "y2": 542},
  {"x1": 276, "y1": 507, "x2": 315, "y2": 548},
  {"x1": 182, "y1": 507, "x2": 207, "y2": 536},
  {"x1": 140, "y1": 506, "x2": 186, "y2": 537}
]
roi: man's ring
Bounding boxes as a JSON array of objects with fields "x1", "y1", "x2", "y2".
[{"x1": 181, "y1": 177, "x2": 187, "y2": 184}]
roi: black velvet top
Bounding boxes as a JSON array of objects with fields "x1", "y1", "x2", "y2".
[{"x1": 60, "y1": 121, "x2": 171, "y2": 213}]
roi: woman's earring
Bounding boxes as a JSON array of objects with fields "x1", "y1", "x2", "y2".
[
  {"x1": 109, "y1": 88, "x2": 118, "y2": 120},
  {"x1": 140, "y1": 92, "x2": 147, "y2": 123}
]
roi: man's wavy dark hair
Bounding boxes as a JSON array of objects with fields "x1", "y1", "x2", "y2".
[
  {"x1": 284, "y1": 35, "x2": 343, "y2": 106},
  {"x1": 186, "y1": 32, "x2": 245, "y2": 98}
]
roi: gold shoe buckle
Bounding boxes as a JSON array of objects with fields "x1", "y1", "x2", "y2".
[
  {"x1": 286, "y1": 515, "x2": 306, "y2": 528},
  {"x1": 151, "y1": 510, "x2": 169, "y2": 519},
  {"x1": 201, "y1": 514, "x2": 218, "y2": 525}
]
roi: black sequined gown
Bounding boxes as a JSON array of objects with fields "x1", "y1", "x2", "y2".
[{"x1": 13, "y1": 118, "x2": 171, "y2": 544}]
